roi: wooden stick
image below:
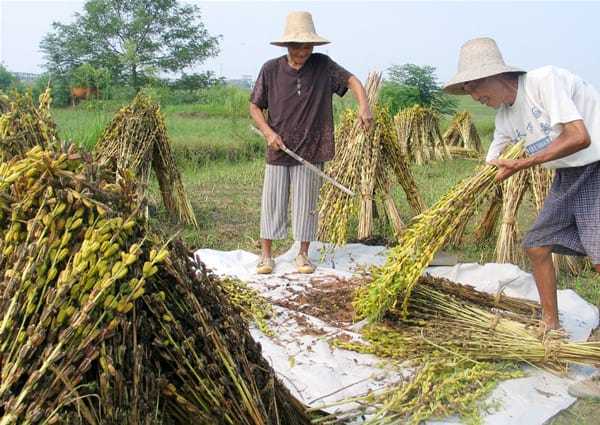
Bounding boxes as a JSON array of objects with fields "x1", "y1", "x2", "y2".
[{"x1": 250, "y1": 125, "x2": 355, "y2": 196}]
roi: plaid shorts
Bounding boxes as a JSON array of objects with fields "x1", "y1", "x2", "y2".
[{"x1": 523, "y1": 161, "x2": 600, "y2": 264}]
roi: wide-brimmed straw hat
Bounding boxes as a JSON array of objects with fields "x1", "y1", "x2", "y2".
[
  {"x1": 443, "y1": 37, "x2": 524, "y2": 95},
  {"x1": 271, "y1": 11, "x2": 330, "y2": 47}
]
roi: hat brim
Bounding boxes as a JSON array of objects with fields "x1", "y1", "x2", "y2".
[
  {"x1": 270, "y1": 35, "x2": 330, "y2": 47},
  {"x1": 443, "y1": 65, "x2": 525, "y2": 95}
]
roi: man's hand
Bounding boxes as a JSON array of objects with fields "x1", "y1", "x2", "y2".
[
  {"x1": 266, "y1": 131, "x2": 285, "y2": 151},
  {"x1": 490, "y1": 158, "x2": 528, "y2": 182},
  {"x1": 358, "y1": 104, "x2": 373, "y2": 131}
]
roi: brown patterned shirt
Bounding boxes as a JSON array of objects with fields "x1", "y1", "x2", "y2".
[{"x1": 250, "y1": 53, "x2": 352, "y2": 165}]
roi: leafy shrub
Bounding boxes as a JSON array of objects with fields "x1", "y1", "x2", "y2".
[
  {"x1": 0, "y1": 65, "x2": 16, "y2": 91},
  {"x1": 31, "y1": 74, "x2": 71, "y2": 107}
]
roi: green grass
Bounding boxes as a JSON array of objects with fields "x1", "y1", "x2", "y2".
[
  {"x1": 52, "y1": 95, "x2": 265, "y2": 165},
  {"x1": 52, "y1": 106, "x2": 114, "y2": 151}
]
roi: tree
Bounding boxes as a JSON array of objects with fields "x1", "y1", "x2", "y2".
[
  {"x1": 380, "y1": 64, "x2": 457, "y2": 115},
  {"x1": 171, "y1": 71, "x2": 224, "y2": 91},
  {"x1": 40, "y1": 0, "x2": 220, "y2": 90},
  {"x1": 379, "y1": 84, "x2": 420, "y2": 116},
  {"x1": 0, "y1": 64, "x2": 16, "y2": 91},
  {"x1": 70, "y1": 63, "x2": 111, "y2": 91}
]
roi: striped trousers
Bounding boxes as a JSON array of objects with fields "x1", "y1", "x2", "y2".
[{"x1": 260, "y1": 163, "x2": 323, "y2": 241}]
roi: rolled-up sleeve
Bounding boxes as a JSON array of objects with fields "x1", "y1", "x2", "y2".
[
  {"x1": 327, "y1": 57, "x2": 352, "y2": 97},
  {"x1": 250, "y1": 65, "x2": 268, "y2": 109},
  {"x1": 538, "y1": 70, "x2": 582, "y2": 127}
]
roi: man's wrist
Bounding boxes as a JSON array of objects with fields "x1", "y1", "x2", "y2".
[{"x1": 523, "y1": 155, "x2": 540, "y2": 168}]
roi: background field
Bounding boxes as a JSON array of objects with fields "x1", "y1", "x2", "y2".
[{"x1": 52, "y1": 90, "x2": 599, "y2": 424}]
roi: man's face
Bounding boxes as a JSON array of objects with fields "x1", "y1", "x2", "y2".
[
  {"x1": 287, "y1": 44, "x2": 314, "y2": 66},
  {"x1": 463, "y1": 77, "x2": 507, "y2": 109}
]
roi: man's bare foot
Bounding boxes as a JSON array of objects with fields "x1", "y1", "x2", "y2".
[{"x1": 537, "y1": 319, "x2": 560, "y2": 338}]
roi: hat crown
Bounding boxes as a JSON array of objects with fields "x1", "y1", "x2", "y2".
[
  {"x1": 271, "y1": 11, "x2": 330, "y2": 46},
  {"x1": 282, "y1": 11, "x2": 317, "y2": 38},
  {"x1": 443, "y1": 37, "x2": 523, "y2": 95},
  {"x1": 458, "y1": 37, "x2": 507, "y2": 73}
]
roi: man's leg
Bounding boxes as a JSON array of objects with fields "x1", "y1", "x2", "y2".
[
  {"x1": 290, "y1": 163, "x2": 322, "y2": 273},
  {"x1": 299, "y1": 241, "x2": 310, "y2": 257},
  {"x1": 526, "y1": 245, "x2": 560, "y2": 330},
  {"x1": 258, "y1": 165, "x2": 290, "y2": 273},
  {"x1": 261, "y1": 239, "x2": 273, "y2": 259}
]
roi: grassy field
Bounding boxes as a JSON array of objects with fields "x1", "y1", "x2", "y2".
[{"x1": 52, "y1": 92, "x2": 600, "y2": 424}]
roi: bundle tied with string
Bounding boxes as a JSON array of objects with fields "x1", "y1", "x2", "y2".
[
  {"x1": 394, "y1": 105, "x2": 451, "y2": 165},
  {"x1": 95, "y1": 93, "x2": 197, "y2": 227},
  {"x1": 318, "y1": 72, "x2": 425, "y2": 245},
  {"x1": 443, "y1": 110, "x2": 483, "y2": 155},
  {"x1": 322, "y1": 273, "x2": 600, "y2": 425},
  {"x1": 495, "y1": 155, "x2": 530, "y2": 265}
]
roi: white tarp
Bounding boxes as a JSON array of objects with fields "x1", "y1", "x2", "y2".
[{"x1": 193, "y1": 242, "x2": 599, "y2": 424}]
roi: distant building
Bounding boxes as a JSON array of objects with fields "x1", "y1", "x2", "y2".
[{"x1": 13, "y1": 72, "x2": 41, "y2": 83}]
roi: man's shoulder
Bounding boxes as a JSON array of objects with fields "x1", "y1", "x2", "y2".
[
  {"x1": 311, "y1": 53, "x2": 330, "y2": 61},
  {"x1": 309, "y1": 53, "x2": 334, "y2": 66},
  {"x1": 260, "y1": 56, "x2": 285, "y2": 73},
  {"x1": 526, "y1": 66, "x2": 577, "y2": 84}
]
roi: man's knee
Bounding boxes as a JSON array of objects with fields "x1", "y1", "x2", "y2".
[
  {"x1": 526, "y1": 246, "x2": 552, "y2": 263},
  {"x1": 594, "y1": 263, "x2": 600, "y2": 273}
]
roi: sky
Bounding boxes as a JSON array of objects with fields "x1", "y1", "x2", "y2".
[{"x1": 1, "y1": 0, "x2": 600, "y2": 86}]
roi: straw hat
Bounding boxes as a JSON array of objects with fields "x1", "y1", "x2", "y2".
[
  {"x1": 443, "y1": 37, "x2": 524, "y2": 95},
  {"x1": 271, "y1": 11, "x2": 330, "y2": 47}
]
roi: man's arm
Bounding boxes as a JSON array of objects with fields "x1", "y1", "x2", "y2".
[
  {"x1": 347, "y1": 75, "x2": 373, "y2": 130},
  {"x1": 249, "y1": 103, "x2": 284, "y2": 151},
  {"x1": 491, "y1": 119, "x2": 591, "y2": 181}
]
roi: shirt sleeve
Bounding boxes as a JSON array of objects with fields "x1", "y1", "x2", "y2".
[
  {"x1": 486, "y1": 113, "x2": 514, "y2": 163},
  {"x1": 536, "y1": 69, "x2": 582, "y2": 127},
  {"x1": 327, "y1": 56, "x2": 352, "y2": 97},
  {"x1": 250, "y1": 64, "x2": 268, "y2": 109}
]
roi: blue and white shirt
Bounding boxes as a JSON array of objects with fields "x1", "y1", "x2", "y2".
[{"x1": 487, "y1": 66, "x2": 600, "y2": 169}]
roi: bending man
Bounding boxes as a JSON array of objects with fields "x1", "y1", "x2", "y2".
[{"x1": 444, "y1": 37, "x2": 600, "y2": 399}]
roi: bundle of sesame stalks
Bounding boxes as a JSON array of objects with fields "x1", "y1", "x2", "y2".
[
  {"x1": 495, "y1": 155, "x2": 530, "y2": 265},
  {"x1": 351, "y1": 274, "x2": 600, "y2": 369},
  {"x1": 354, "y1": 142, "x2": 524, "y2": 321},
  {"x1": 326, "y1": 274, "x2": 600, "y2": 423},
  {"x1": 394, "y1": 105, "x2": 451, "y2": 165},
  {"x1": 443, "y1": 110, "x2": 483, "y2": 153},
  {"x1": 313, "y1": 356, "x2": 522, "y2": 425},
  {"x1": 0, "y1": 88, "x2": 57, "y2": 160},
  {"x1": 447, "y1": 145, "x2": 482, "y2": 159},
  {"x1": 318, "y1": 72, "x2": 425, "y2": 245},
  {"x1": 0, "y1": 99, "x2": 310, "y2": 423},
  {"x1": 95, "y1": 93, "x2": 197, "y2": 226},
  {"x1": 474, "y1": 186, "x2": 503, "y2": 242}
]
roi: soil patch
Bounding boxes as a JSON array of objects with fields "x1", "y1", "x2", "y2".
[
  {"x1": 176, "y1": 110, "x2": 210, "y2": 119},
  {"x1": 272, "y1": 275, "x2": 362, "y2": 328}
]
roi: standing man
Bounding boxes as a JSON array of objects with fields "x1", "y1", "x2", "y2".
[
  {"x1": 444, "y1": 37, "x2": 600, "y2": 398},
  {"x1": 250, "y1": 11, "x2": 372, "y2": 275}
]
